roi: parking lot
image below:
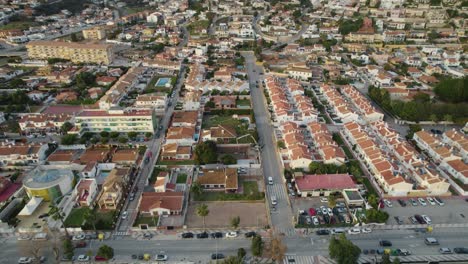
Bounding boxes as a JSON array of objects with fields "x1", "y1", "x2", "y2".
[
  {"x1": 292, "y1": 197, "x2": 356, "y2": 228},
  {"x1": 383, "y1": 198, "x2": 468, "y2": 225}
]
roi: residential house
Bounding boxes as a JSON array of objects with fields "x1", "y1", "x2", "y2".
[
  {"x1": 138, "y1": 192, "x2": 184, "y2": 216},
  {"x1": 294, "y1": 173, "x2": 357, "y2": 197},
  {"x1": 197, "y1": 168, "x2": 238, "y2": 193},
  {"x1": 74, "y1": 178, "x2": 98, "y2": 207},
  {"x1": 97, "y1": 167, "x2": 131, "y2": 209},
  {"x1": 160, "y1": 143, "x2": 192, "y2": 160},
  {"x1": 201, "y1": 125, "x2": 237, "y2": 143},
  {"x1": 0, "y1": 143, "x2": 49, "y2": 167}
]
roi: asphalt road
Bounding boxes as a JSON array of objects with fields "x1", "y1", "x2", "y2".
[{"x1": 242, "y1": 51, "x2": 295, "y2": 236}]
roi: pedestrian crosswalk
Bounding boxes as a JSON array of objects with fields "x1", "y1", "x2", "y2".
[
  {"x1": 275, "y1": 227, "x2": 297, "y2": 237},
  {"x1": 113, "y1": 231, "x2": 129, "y2": 237},
  {"x1": 266, "y1": 183, "x2": 288, "y2": 201}
]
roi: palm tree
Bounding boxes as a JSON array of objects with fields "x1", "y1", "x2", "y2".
[
  {"x1": 190, "y1": 181, "x2": 203, "y2": 197},
  {"x1": 49, "y1": 204, "x2": 69, "y2": 237},
  {"x1": 83, "y1": 207, "x2": 97, "y2": 234},
  {"x1": 367, "y1": 194, "x2": 378, "y2": 209},
  {"x1": 196, "y1": 204, "x2": 209, "y2": 230}
]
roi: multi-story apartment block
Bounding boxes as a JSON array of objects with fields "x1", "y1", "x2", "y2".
[
  {"x1": 74, "y1": 109, "x2": 155, "y2": 133},
  {"x1": 82, "y1": 26, "x2": 107, "y2": 40},
  {"x1": 26, "y1": 41, "x2": 113, "y2": 64},
  {"x1": 18, "y1": 113, "x2": 72, "y2": 135}
]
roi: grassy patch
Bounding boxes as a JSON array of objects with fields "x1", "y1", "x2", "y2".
[
  {"x1": 145, "y1": 75, "x2": 174, "y2": 94},
  {"x1": 194, "y1": 181, "x2": 264, "y2": 201},
  {"x1": 149, "y1": 167, "x2": 168, "y2": 185},
  {"x1": 202, "y1": 115, "x2": 242, "y2": 129},
  {"x1": 64, "y1": 208, "x2": 86, "y2": 227},
  {"x1": 0, "y1": 21, "x2": 36, "y2": 30},
  {"x1": 177, "y1": 173, "x2": 188, "y2": 184},
  {"x1": 236, "y1": 99, "x2": 251, "y2": 107},
  {"x1": 133, "y1": 215, "x2": 158, "y2": 227},
  {"x1": 187, "y1": 20, "x2": 210, "y2": 35}
]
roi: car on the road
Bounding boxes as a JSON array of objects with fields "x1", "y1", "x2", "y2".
[
  {"x1": 18, "y1": 257, "x2": 33, "y2": 264},
  {"x1": 454, "y1": 247, "x2": 468, "y2": 254},
  {"x1": 143, "y1": 233, "x2": 153, "y2": 239},
  {"x1": 410, "y1": 198, "x2": 418, "y2": 206},
  {"x1": 17, "y1": 234, "x2": 31, "y2": 241},
  {"x1": 424, "y1": 237, "x2": 439, "y2": 245},
  {"x1": 121, "y1": 211, "x2": 128, "y2": 220},
  {"x1": 211, "y1": 232, "x2": 223, "y2": 238},
  {"x1": 434, "y1": 197, "x2": 445, "y2": 206},
  {"x1": 196, "y1": 232, "x2": 209, "y2": 239},
  {"x1": 95, "y1": 255, "x2": 108, "y2": 262},
  {"x1": 245, "y1": 231, "x2": 256, "y2": 238},
  {"x1": 77, "y1": 255, "x2": 90, "y2": 262},
  {"x1": 383, "y1": 199, "x2": 393, "y2": 208},
  {"x1": 316, "y1": 229, "x2": 330, "y2": 235},
  {"x1": 427, "y1": 197, "x2": 436, "y2": 205},
  {"x1": 422, "y1": 215, "x2": 432, "y2": 224},
  {"x1": 331, "y1": 228, "x2": 345, "y2": 235},
  {"x1": 418, "y1": 198, "x2": 427, "y2": 206},
  {"x1": 379, "y1": 240, "x2": 392, "y2": 247},
  {"x1": 396, "y1": 249, "x2": 411, "y2": 256},
  {"x1": 72, "y1": 234, "x2": 85, "y2": 241},
  {"x1": 211, "y1": 253, "x2": 225, "y2": 260},
  {"x1": 397, "y1": 199, "x2": 407, "y2": 207},
  {"x1": 439, "y1": 248, "x2": 452, "y2": 254},
  {"x1": 268, "y1": 177, "x2": 273, "y2": 185},
  {"x1": 362, "y1": 228, "x2": 372, "y2": 233},
  {"x1": 348, "y1": 228, "x2": 361, "y2": 235},
  {"x1": 271, "y1": 196, "x2": 277, "y2": 205},
  {"x1": 75, "y1": 241, "x2": 87, "y2": 248},
  {"x1": 181, "y1": 232, "x2": 194, "y2": 238},
  {"x1": 155, "y1": 254, "x2": 168, "y2": 261},
  {"x1": 226, "y1": 231, "x2": 238, "y2": 238},
  {"x1": 320, "y1": 197, "x2": 328, "y2": 203}
]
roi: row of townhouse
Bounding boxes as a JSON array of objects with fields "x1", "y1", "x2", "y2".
[
  {"x1": 319, "y1": 84, "x2": 359, "y2": 124},
  {"x1": 0, "y1": 143, "x2": 49, "y2": 167},
  {"x1": 265, "y1": 76, "x2": 318, "y2": 126},
  {"x1": 160, "y1": 110, "x2": 202, "y2": 160},
  {"x1": 307, "y1": 122, "x2": 346, "y2": 165},
  {"x1": 371, "y1": 122, "x2": 450, "y2": 195},
  {"x1": 18, "y1": 113, "x2": 73, "y2": 135},
  {"x1": 414, "y1": 130, "x2": 468, "y2": 185},
  {"x1": 280, "y1": 122, "x2": 313, "y2": 170},
  {"x1": 342, "y1": 122, "x2": 414, "y2": 197},
  {"x1": 340, "y1": 85, "x2": 384, "y2": 123}
]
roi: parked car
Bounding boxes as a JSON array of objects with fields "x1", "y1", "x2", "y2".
[
  {"x1": 394, "y1": 216, "x2": 404, "y2": 225},
  {"x1": 94, "y1": 256, "x2": 108, "y2": 262},
  {"x1": 77, "y1": 255, "x2": 90, "y2": 262},
  {"x1": 75, "y1": 241, "x2": 87, "y2": 248},
  {"x1": 143, "y1": 233, "x2": 153, "y2": 239},
  {"x1": 309, "y1": 208, "x2": 317, "y2": 216},
  {"x1": 439, "y1": 248, "x2": 452, "y2": 254},
  {"x1": 320, "y1": 197, "x2": 328, "y2": 203},
  {"x1": 72, "y1": 234, "x2": 85, "y2": 241},
  {"x1": 312, "y1": 216, "x2": 319, "y2": 226},
  {"x1": 121, "y1": 211, "x2": 128, "y2": 220},
  {"x1": 410, "y1": 198, "x2": 418, "y2": 206},
  {"x1": 196, "y1": 232, "x2": 209, "y2": 239},
  {"x1": 320, "y1": 206, "x2": 327, "y2": 215},
  {"x1": 244, "y1": 231, "x2": 256, "y2": 238},
  {"x1": 427, "y1": 197, "x2": 436, "y2": 205},
  {"x1": 362, "y1": 228, "x2": 372, "y2": 233},
  {"x1": 424, "y1": 237, "x2": 439, "y2": 245},
  {"x1": 18, "y1": 257, "x2": 33, "y2": 264},
  {"x1": 418, "y1": 198, "x2": 427, "y2": 206},
  {"x1": 397, "y1": 199, "x2": 407, "y2": 207},
  {"x1": 409, "y1": 216, "x2": 418, "y2": 224},
  {"x1": 211, "y1": 232, "x2": 223, "y2": 239},
  {"x1": 306, "y1": 216, "x2": 312, "y2": 225},
  {"x1": 422, "y1": 215, "x2": 432, "y2": 224},
  {"x1": 316, "y1": 229, "x2": 330, "y2": 235},
  {"x1": 226, "y1": 231, "x2": 238, "y2": 238},
  {"x1": 155, "y1": 254, "x2": 168, "y2": 261},
  {"x1": 327, "y1": 208, "x2": 333, "y2": 217},
  {"x1": 396, "y1": 249, "x2": 411, "y2": 256},
  {"x1": 379, "y1": 240, "x2": 392, "y2": 247},
  {"x1": 383, "y1": 199, "x2": 393, "y2": 208},
  {"x1": 181, "y1": 232, "x2": 194, "y2": 238},
  {"x1": 348, "y1": 228, "x2": 361, "y2": 235},
  {"x1": 434, "y1": 197, "x2": 445, "y2": 206},
  {"x1": 415, "y1": 214, "x2": 426, "y2": 224}
]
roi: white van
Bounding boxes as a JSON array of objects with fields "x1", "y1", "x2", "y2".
[
  {"x1": 271, "y1": 196, "x2": 277, "y2": 205},
  {"x1": 424, "y1": 237, "x2": 439, "y2": 245},
  {"x1": 268, "y1": 177, "x2": 273, "y2": 185},
  {"x1": 331, "y1": 228, "x2": 345, "y2": 234}
]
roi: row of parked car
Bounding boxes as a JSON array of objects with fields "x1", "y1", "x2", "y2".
[
  {"x1": 180, "y1": 231, "x2": 257, "y2": 239},
  {"x1": 299, "y1": 203, "x2": 352, "y2": 226},
  {"x1": 384, "y1": 197, "x2": 445, "y2": 208}
]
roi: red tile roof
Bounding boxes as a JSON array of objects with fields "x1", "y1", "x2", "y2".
[{"x1": 295, "y1": 174, "x2": 356, "y2": 191}]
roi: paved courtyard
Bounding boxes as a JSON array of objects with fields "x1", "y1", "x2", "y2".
[{"x1": 186, "y1": 201, "x2": 268, "y2": 229}]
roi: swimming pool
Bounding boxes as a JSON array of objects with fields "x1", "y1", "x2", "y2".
[{"x1": 155, "y1": 77, "x2": 171, "y2": 87}]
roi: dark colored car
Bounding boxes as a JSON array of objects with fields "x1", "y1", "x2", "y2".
[
  {"x1": 414, "y1": 214, "x2": 426, "y2": 224},
  {"x1": 211, "y1": 253, "x2": 225, "y2": 260},
  {"x1": 394, "y1": 216, "x2": 404, "y2": 225},
  {"x1": 397, "y1": 199, "x2": 407, "y2": 207},
  {"x1": 143, "y1": 233, "x2": 153, "y2": 239},
  {"x1": 316, "y1": 229, "x2": 330, "y2": 235},
  {"x1": 379, "y1": 240, "x2": 392, "y2": 247},
  {"x1": 95, "y1": 256, "x2": 108, "y2": 262},
  {"x1": 181, "y1": 232, "x2": 194, "y2": 238},
  {"x1": 454, "y1": 248, "x2": 468, "y2": 254},
  {"x1": 211, "y1": 232, "x2": 223, "y2": 239},
  {"x1": 196, "y1": 232, "x2": 209, "y2": 239},
  {"x1": 75, "y1": 241, "x2": 87, "y2": 248},
  {"x1": 245, "y1": 231, "x2": 257, "y2": 238}
]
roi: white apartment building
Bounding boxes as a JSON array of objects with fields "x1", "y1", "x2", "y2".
[{"x1": 74, "y1": 109, "x2": 155, "y2": 133}]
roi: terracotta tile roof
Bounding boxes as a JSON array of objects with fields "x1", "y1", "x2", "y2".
[
  {"x1": 198, "y1": 168, "x2": 238, "y2": 190},
  {"x1": 295, "y1": 174, "x2": 356, "y2": 191},
  {"x1": 139, "y1": 192, "x2": 184, "y2": 212}
]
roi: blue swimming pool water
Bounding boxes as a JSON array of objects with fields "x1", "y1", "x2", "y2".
[{"x1": 155, "y1": 77, "x2": 171, "y2": 87}]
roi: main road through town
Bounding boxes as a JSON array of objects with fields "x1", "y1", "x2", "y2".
[{"x1": 242, "y1": 51, "x2": 295, "y2": 237}]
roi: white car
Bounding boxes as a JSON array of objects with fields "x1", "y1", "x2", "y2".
[
  {"x1": 418, "y1": 198, "x2": 427, "y2": 206},
  {"x1": 312, "y1": 216, "x2": 319, "y2": 226},
  {"x1": 320, "y1": 206, "x2": 327, "y2": 215},
  {"x1": 383, "y1": 199, "x2": 393, "y2": 208},
  {"x1": 155, "y1": 254, "x2": 168, "y2": 261},
  {"x1": 18, "y1": 257, "x2": 33, "y2": 264},
  {"x1": 226, "y1": 232, "x2": 238, "y2": 238},
  {"x1": 439, "y1": 248, "x2": 452, "y2": 254},
  {"x1": 422, "y1": 215, "x2": 432, "y2": 224},
  {"x1": 320, "y1": 197, "x2": 328, "y2": 203},
  {"x1": 427, "y1": 197, "x2": 436, "y2": 206},
  {"x1": 72, "y1": 234, "x2": 85, "y2": 241},
  {"x1": 17, "y1": 234, "x2": 31, "y2": 241},
  {"x1": 327, "y1": 208, "x2": 333, "y2": 217},
  {"x1": 306, "y1": 216, "x2": 312, "y2": 225},
  {"x1": 121, "y1": 211, "x2": 128, "y2": 220},
  {"x1": 77, "y1": 255, "x2": 90, "y2": 262},
  {"x1": 348, "y1": 228, "x2": 361, "y2": 235},
  {"x1": 362, "y1": 228, "x2": 372, "y2": 233}
]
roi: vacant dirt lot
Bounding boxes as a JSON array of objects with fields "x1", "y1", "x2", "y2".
[{"x1": 186, "y1": 201, "x2": 268, "y2": 228}]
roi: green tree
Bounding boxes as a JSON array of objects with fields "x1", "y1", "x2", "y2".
[
  {"x1": 110, "y1": 131, "x2": 119, "y2": 139},
  {"x1": 101, "y1": 137, "x2": 109, "y2": 144},
  {"x1": 393, "y1": 257, "x2": 401, "y2": 264},
  {"x1": 328, "y1": 195, "x2": 337, "y2": 208},
  {"x1": 60, "y1": 122, "x2": 73, "y2": 134},
  {"x1": 237, "y1": 248, "x2": 246, "y2": 260},
  {"x1": 128, "y1": 131, "x2": 138, "y2": 140},
  {"x1": 381, "y1": 253, "x2": 391, "y2": 264},
  {"x1": 75, "y1": 72, "x2": 95, "y2": 89},
  {"x1": 205, "y1": 101, "x2": 215, "y2": 108},
  {"x1": 191, "y1": 181, "x2": 203, "y2": 197},
  {"x1": 10, "y1": 78, "x2": 26, "y2": 87},
  {"x1": 329, "y1": 233, "x2": 361, "y2": 264},
  {"x1": 251, "y1": 235, "x2": 263, "y2": 257},
  {"x1": 365, "y1": 208, "x2": 389, "y2": 223},
  {"x1": 196, "y1": 204, "x2": 209, "y2": 230},
  {"x1": 221, "y1": 154, "x2": 237, "y2": 165},
  {"x1": 367, "y1": 194, "x2": 378, "y2": 209},
  {"x1": 83, "y1": 207, "x2": 97, "y2": 233},
  {"x1": 118, "y1": 136, "x2": 128, "y2": 144},
  {"x1": 434, "y1": 77, "x2": 468, "y2": 103},
  {"x1": 429, "y1": 114, "x2": 438, "y2": 123},
  {"x1": 194, "y1": 140, "x2": 218, "y2": 165},
  {"x1": 70, "y1": 32, "x2": 78, "y2": 42},
  {"x1": 277, "y1": 140, "x2": 286, "y2": 149},
  {"x1": 100, "y1": 131, "x2": 109, "y2": 138},
  {"x1": 62, "y1": 238, "x2": 74, "y2": 259},
  {"x1": 406, "y1": 124, "x2": 422, "y2": 140},
  {"x1": 97, "y1": 244, "x2": 114, "y2": 259},
  {"x1": 61, "y1": 134, "x2": 77, "y2": 145},
  {"x1": 145, "y1": 132, "x2": 153, "y2": 138},
  {"x1": 230, "y1": 216, "x2": 240, "y2": 230},
  {"x1": 49, "y1": 204, "x2": 69, "y2": 237}
]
